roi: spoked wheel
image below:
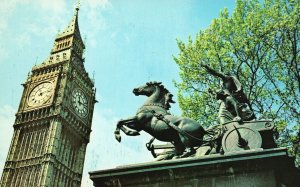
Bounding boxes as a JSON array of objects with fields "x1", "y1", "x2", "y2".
[{"x1": 222, "y1": 125, "x2": 262, "y2": 153}]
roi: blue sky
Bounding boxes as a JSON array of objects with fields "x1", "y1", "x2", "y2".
[{"x1": 0, "y1": 0, "x2": 236, "y2": 186}]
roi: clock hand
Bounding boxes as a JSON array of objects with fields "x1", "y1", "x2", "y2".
[
  {"x1": 80, "y1": 96, "x2": 84, "y2": 103},
  {"x1": 39, "y1": 90, "x2": 48, "y2": 96}
]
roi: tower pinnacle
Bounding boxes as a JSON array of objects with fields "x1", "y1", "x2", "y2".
[
  {"x1": 49, "y1": 3, "x2": 85, "y2": 59},
  {"x1": 35, "y1": 2, "x2": 86, "y2": 70},
  {"x1": 76, "y1": 0, "x2": 81, "y2": 11}
]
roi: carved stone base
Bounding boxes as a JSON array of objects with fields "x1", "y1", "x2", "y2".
[{"x1": 89, "y1": 148, "x2": 300, "y2": 187}]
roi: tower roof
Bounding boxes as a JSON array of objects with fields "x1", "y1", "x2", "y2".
[
  {"x1": 55, "y1": 6, "x2": 84, "y2": 47},
  {"x1": 35, "y1": 4, "x2": 86, "y2": 70}
]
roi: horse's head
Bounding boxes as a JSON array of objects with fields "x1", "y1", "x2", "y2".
[
  {"x1": 133, "y1": 81, "x2": 176, "y2": 109},
  {"x1": 133, "y1": 81, "x2": 162, "y2": 96}
]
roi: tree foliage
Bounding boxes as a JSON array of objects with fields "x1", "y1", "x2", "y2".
[{"x1": 174, "y1": 0, "x2": 300, "y2": 165}]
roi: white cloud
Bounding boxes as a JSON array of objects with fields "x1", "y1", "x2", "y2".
[
  {"x1": 0, "y1": 105, "x2": 16, "y2": 177},
  {"x1": 81, "y1": 0, "x2": 112, "y2": 47},
  {"x1": 0, "y1": 0, "x2": 110, "y2": 65},
  {"x1": 26, "y1": 0, "x2": 68, "y2": 38},
  {"x1": 0, "y1": 0, "x2": 67, "y2": 64},
  {"x1": 0, "y1": 0, "x2": 66, "y2": 34},
  {"x1": 36, "y1": 0, "x2": 66, "y2": 14},
  {"x1": 0, "y1": 0, "x2": 18, "y2": 21},
  {"x1": 0, "y1": 0, "x2": 19, "y2": 61}
]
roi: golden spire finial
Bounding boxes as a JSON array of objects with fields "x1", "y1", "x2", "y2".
[{"x1": 76, "y1": 0, "x2": 81, "y2": 11}]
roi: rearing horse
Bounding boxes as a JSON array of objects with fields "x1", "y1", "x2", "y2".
[{"x1": 114, "y1": 81, "x2": 207, "y2": 158}]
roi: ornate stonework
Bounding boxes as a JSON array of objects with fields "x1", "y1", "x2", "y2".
[{"x1": 0, "y1": 6, "x2": 96, "y2": 187}]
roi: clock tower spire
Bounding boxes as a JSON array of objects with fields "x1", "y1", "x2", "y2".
[
  {"x1": 51, "y1": 2, "x2": 84, "y2": 59},
  {"x1": 0, "y1": 4, "x2": 96, "y2": 187}
]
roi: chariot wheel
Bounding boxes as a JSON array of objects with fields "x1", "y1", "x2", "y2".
[{"x1": 222, "y1": 125, "x2": 262, "y2": 153}]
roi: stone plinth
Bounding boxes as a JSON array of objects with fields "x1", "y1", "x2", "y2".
[{"x1": 89, "y1": 148, "x2": 300, "y2": 187}]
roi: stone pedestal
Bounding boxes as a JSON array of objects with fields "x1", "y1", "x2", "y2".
[{"x1": 89, "y1": 148, "x2": 300, "y2": 187}]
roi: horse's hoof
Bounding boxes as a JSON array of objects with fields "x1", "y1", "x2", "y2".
[{"x1": 115, "y1": 134, "x2": 121, "y2": 142}]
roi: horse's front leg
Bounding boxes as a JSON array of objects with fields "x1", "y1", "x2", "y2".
[
  {"x1": 114, "y1": 116, "x2": 140, "y2": 142},
  {"x1": 118, "y1": 116, "x2": 141, "y2": 135}
]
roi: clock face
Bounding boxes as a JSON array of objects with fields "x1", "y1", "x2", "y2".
[
  {"x1": 28, "y1": 82, "x2": 53, "y2": 107},
  {"x1": 72, "y1": 89, "x2": 88, "y2": 118}
]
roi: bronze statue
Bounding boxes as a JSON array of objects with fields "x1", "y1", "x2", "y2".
[
  {"x1": 114, "y1": 81, "x2": 207, "y2": 159},
  {"x1": 113, "y1": 81, "x2": 277, "y2": 159},
  {"x1": 201, "y1": 64, "x2": 255, "y2": 123}
]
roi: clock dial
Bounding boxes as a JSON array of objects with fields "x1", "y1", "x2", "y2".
[
  {"x1": 72, "y1": 89, "x2": 88, "y2": 118},
  {"x1": 28, "y1": 82, "x2": 53, "y2": 107}
]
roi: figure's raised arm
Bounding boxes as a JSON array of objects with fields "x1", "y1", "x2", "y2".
[{"x1": 201, "y1": 64, "x2": 227, "y2": 80}]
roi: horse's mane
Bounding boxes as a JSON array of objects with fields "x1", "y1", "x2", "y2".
[{"x1": 146, "y1": 81, "x2": 176, "y2": 109}]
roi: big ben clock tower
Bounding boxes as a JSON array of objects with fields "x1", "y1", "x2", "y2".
[{"x1": 0, "y1": 5, "x2": 96, "y2": 187}]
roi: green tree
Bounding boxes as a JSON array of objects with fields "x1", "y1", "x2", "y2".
[{"x1": 174, "y1": 0, "x2": 299, "y2": 165}]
